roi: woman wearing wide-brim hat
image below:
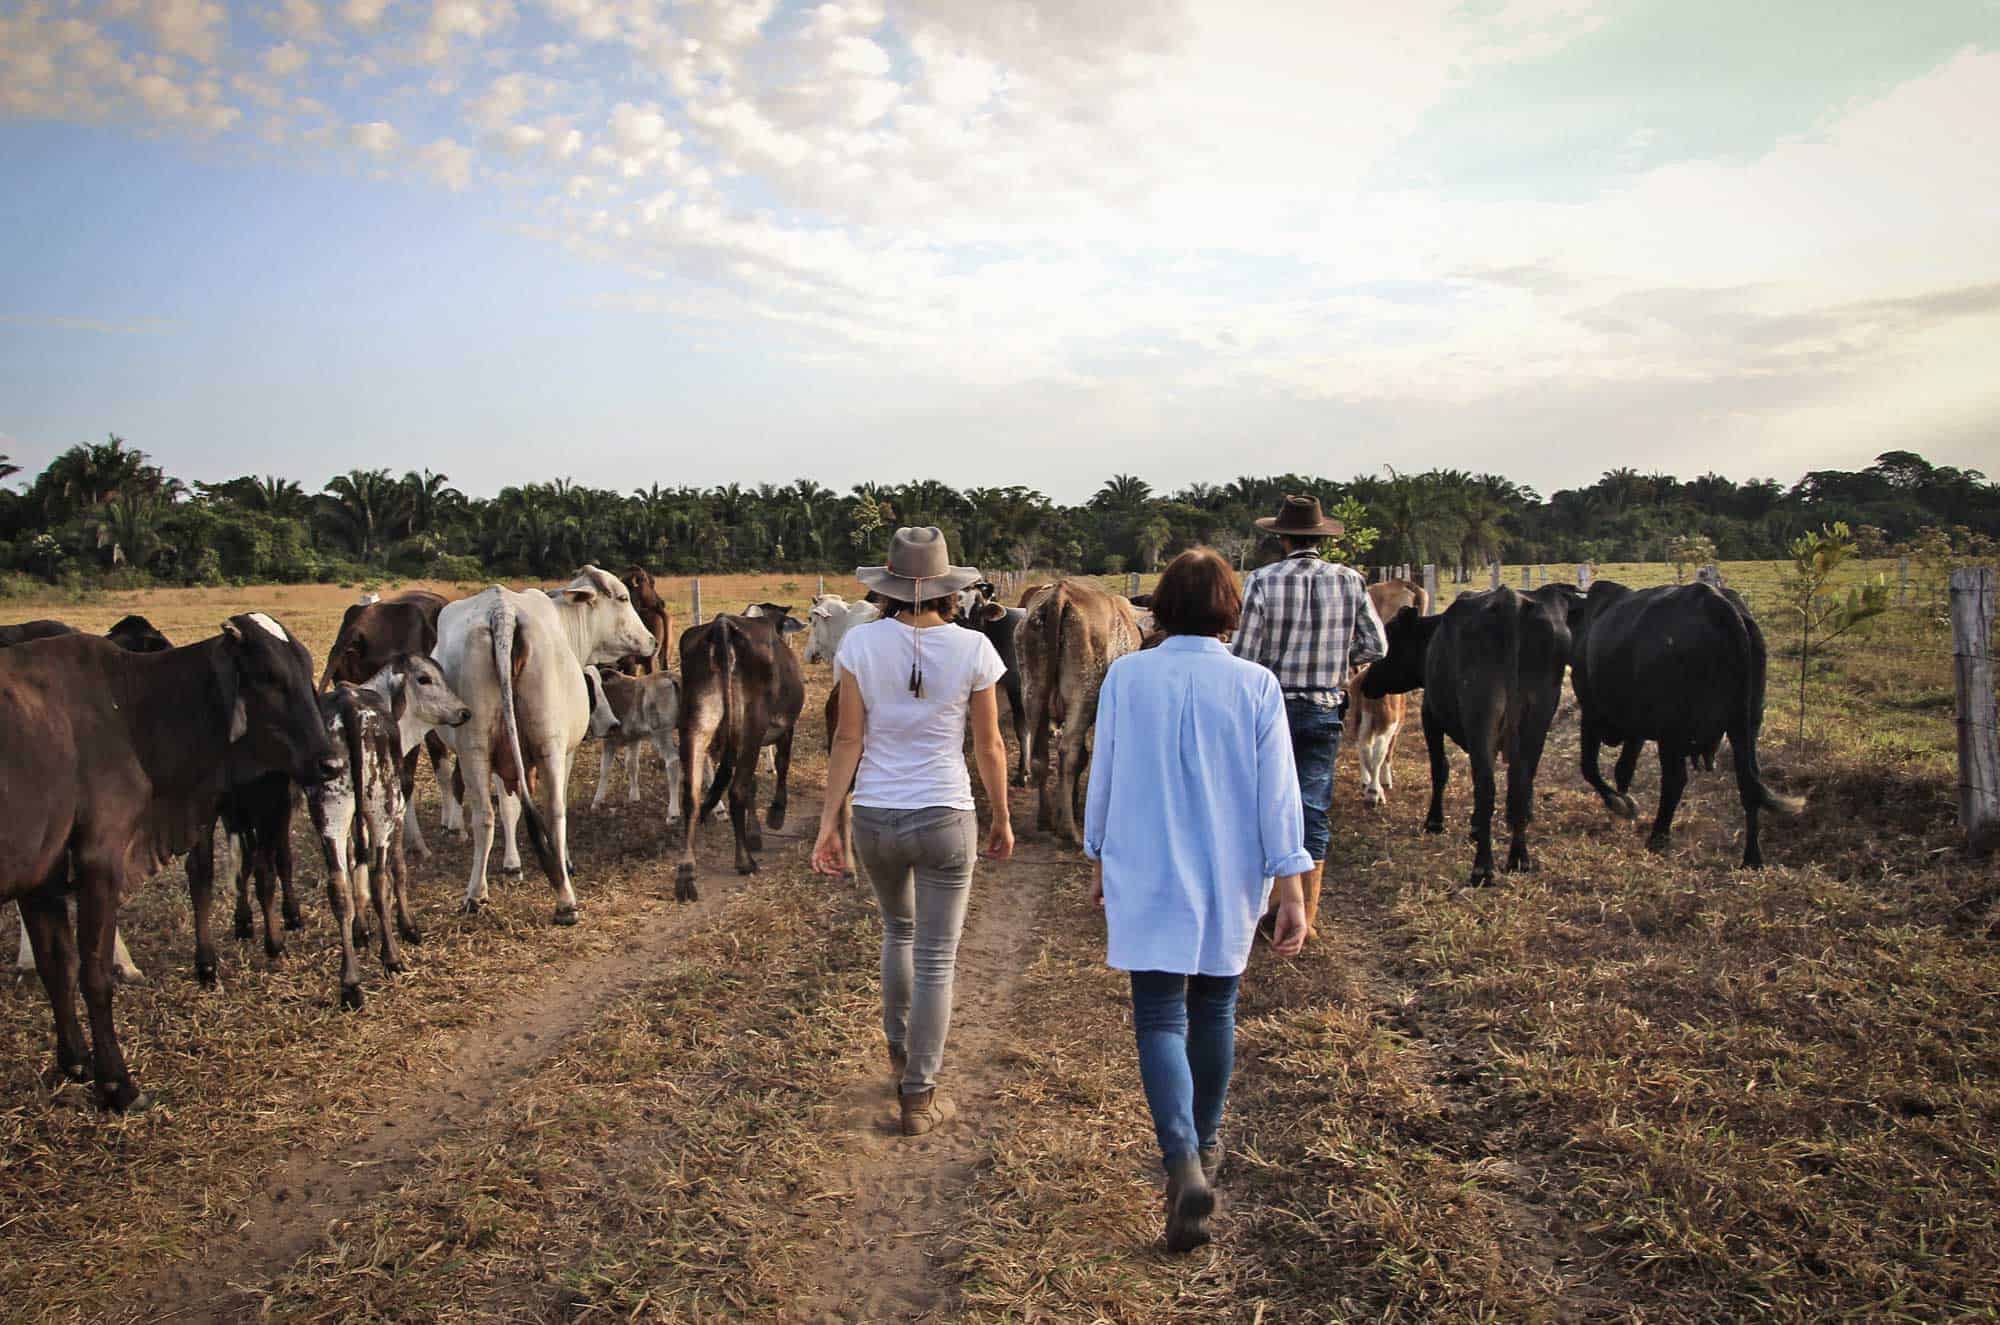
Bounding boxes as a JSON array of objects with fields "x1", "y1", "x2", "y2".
[{"x1": 812, "y1": 527, "x2": 1015, "y2": 1136}]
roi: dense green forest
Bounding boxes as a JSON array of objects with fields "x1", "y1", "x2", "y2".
[{"x1": 1, "y1": 437, "x2": 1994, "y2": 588}]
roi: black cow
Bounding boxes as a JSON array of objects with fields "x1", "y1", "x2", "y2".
[
  {"x1": 0, "y1": 614, "x2": 338, "y2": 1109},
  {"x1": 0, "y1": 619, "x2": 77, "y2": 648},
  {"x1": 673, "y1": 614, "x2": 805, "y2": 899},
  {"x1": 104, "y1": 615, "x2": 172, "y2": 653},
  {"x1": 1566, "y1": 581, "x2": 1803, "y2": 865},
  {"x1": 1360, "y1": 585, "x2": 1581, "y2": 886},
  {"x1": 954, "y1": 594, "x2": 1031, "y2": 786}
]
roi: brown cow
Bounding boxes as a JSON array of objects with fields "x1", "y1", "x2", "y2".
[
  {"x1": 1017, "y1": 578, "x2": 1142, "y2": 846},
  {"x1": 620, "y1": 565, "x2": 673, "y2": 674},
  {"x1": 0, "y1": 613, "x2": 339, "y2": 1109},
  {"x1": 673, "y1": 613, "x2": 805, "y2": 900},
  {"x1": 1351, "y1": 578, "x2": 1429, "y2": 806}
]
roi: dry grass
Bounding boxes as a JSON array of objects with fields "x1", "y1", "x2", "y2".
[{"x1": 2, "y1": 567, "x2": 1995, "y2": 1322}]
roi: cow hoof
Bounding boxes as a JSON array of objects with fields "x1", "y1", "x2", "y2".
[
  {"x1": 499, "y1": 863, "x2": 523, "y2": 877},
  {"x1": 341, "y1": 983, "x2": 365, "y2": 1011},
  {"x1": 194, "y1": 962, "x2": 219, "y2": 990},
  {"x1": 1505, "y1": 855, "x2": 1535, "y2": 874},
  {"x1": 48, "y1": 1057, "x2": 89, "y2": 1088},
  {"x1": 1607, "y1": 794, "x2": 1638, "y2": 820},
  {"x1": 1466, "y1": 870, "x2": 1495, "y2": 888},
  {"x1": 384, "y1": 958, "x2": 409, "y2": 975},
  {"x1": 747, "y1": 832, "x2": 766, "y2": 854},
  {"x1": 400, "y1": 926, "x2": 425, "y2": 946},
  {"x1": 96, "y1": 1083, "x2": 150, "y2": 1113},
  {"x1": 1645, "y1": 833, "x2": 1672, "y2": 855},
  {"x1": 766, "y1": 805, "x2": 788, "y2": 831},
  {"x1": 1740, "y1": 850, "x2": 1764, "y2": 870},
  {"x1": 264, "y1": 942, "x2": 286, "y2": 962},
  {"x1": 112, "y1": 966, "x2": 147, "y2": 986},
  {"x1": 461, "y1": 898, "x2": 482, "y2": 916},
  {"x1": 283, "y1": 912, "x2": 305, "y2": 932},
  {"x1": 232, "y1": 918, "x2": 254, "y2": 941},
  {"x1": 552, "y1": 905, "x2": 579, "y2": 927},
  {"x1": 1423, "y1": 817, "x2": 1444, "y2": 835},
  {"x1": 737, "y1": 860, "x2": 758, "y2": 876}
]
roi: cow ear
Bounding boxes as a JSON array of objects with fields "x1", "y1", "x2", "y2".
[
  {"x1": 780, "y1": 616, "x2": 806, "y2": 635},
  {"x1": 563, "y1": 586, "x2": 597, "y2": 604},
  {"x1": 221, "y1": 618, "x2": 244, "y2": 642}
]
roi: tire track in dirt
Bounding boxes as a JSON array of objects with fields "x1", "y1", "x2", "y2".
[
  {"x1": 792, "y1": 838, "x2": 1059, "y2": 1324},
  {"x1": 119, "y1": 834, "x2": 797, "y2": 1325}
]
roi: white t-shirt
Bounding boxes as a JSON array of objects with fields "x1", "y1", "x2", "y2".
[{"x1": 835, "y1": 616, "x2": 1008, "y2": 811}]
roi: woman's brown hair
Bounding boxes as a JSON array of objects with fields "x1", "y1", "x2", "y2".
[{"x1": 1150, "y1": 546, "x2": 1242, "y2": 638}]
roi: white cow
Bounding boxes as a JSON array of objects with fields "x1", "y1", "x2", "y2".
[
  {"x1": 585, "y1": 666, "x2": 684, "y2": 819},
  {"x1": 15, "y1": 903, "x2": 142, "y2": 982},
  {"x1": 432, "y1": 566, "x2": 655, "y2": 922},
  {"x1": 804, "y1": 593, "x2": 881, "y2": 666}
]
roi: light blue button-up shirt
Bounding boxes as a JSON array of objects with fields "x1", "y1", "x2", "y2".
[{"x1": 1083, "y1": 635, "x2": 1313, "y2": 977}]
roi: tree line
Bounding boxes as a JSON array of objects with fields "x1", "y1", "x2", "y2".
[{"x1": 1, "y1": 437, "x2": 1994, "y2": 588}]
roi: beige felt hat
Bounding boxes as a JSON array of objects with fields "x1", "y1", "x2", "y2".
[{"x1": 855, "y1": 527, "x2": 983, "y2": 603}]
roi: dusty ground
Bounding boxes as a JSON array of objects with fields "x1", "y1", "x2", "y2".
[{"x1": 1, "y1": 574, "x2": 1995, "y2": 1322}]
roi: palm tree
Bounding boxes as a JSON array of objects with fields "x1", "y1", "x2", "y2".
[
  {"x1": 1092, "y1": 474, "x2": 1153, "y2": 513},
  {"x1": 249, "y1": 475, "x2": 310, "y2": 519},
  {"x1": 400, "y1": 469, "x2": 464, "y2": 539},
  {"x1": 319, "y1": 468, "x2": 406, "y2": 562},
  {"x1": 0, "y1": 454, "x2": 19, "y2": 484}
]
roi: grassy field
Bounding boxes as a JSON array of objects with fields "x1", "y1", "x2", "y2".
[{"x1": 0, "y1": 564, "x2": 1994, "y2": 1322}]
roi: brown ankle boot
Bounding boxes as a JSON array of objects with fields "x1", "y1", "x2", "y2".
[
  {"x1": 900, "y1": 1088, "x2": 956, "y2": 1136},
  {"x1": 1163, "y1": 1153, "x2": 1215, "y2": 1253}
]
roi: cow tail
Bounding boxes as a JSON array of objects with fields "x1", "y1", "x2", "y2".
[
  {"x1": 716, "y1": 617, "x2": 740, "y2": 757},
  {"x1": 1719, "y1": 592, "x2": 1804, "y2": 815},
  {"x1": 489, "y1": 597, "x2": 564, "y2": 884},
  {"x1": 338, "y1": 691, "x2": 368, "y2": 850}
]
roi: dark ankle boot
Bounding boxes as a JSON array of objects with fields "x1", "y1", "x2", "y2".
[
  {"x1": 1163, "y1": 1153, "x2": 1215, "y2": 1253},
  {"x1": 900, "y1": 1088, "x2": 956, "y2": 1136}
]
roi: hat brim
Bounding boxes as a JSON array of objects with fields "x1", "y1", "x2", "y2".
[
  {"x1": 854, "y1": 564, "x2": 984, "y2": 602},
  {"x1": 1254, "y1": 516, "x2": 1345, "y2": 536}
]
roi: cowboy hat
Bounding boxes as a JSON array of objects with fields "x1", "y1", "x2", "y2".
[
  {"x1": 855, "y1": 527, "x2": 983, "y2": 602},
  {"x1": 1254, "y1": 493, "x2": 1345, "y2": 537}
]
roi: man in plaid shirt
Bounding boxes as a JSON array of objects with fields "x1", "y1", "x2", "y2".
[{"x1": 1232, "y1": 494, "x2": 1387, "y2": 938}]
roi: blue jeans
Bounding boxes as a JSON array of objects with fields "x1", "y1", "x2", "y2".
[
  {"x1": 1286, "y1": 697, "x2": 1344, "y2": 860},
  {"x1": 1130, "y1": 971, "x2": 1241, "y2": 1168}
]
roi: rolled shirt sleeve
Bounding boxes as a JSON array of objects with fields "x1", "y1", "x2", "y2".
[
  {"x1": 1254, "y1": 673, "x2": 1313, "y2": 878},
  {"x1": 1082, "y1": 658, "x2": 1119, "y2": 861}
]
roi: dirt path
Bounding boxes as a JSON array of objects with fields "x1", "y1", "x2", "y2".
[
  {"x1": 791, "y1": 840, "x2": 1061, "y2": 1324},
  {"x1": 119, "y1": 840, "x2": 783, "y2": 1325}
]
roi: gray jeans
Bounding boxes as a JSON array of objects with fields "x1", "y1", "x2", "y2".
[{"x1": 851, "y1": 804, "x2": 976, "y2": 1096}]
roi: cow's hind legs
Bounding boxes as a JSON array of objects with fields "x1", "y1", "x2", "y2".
[
  {"x1": 1648, "y1": 743, "x2": 1689, "y2": 855},
  {"x1": 187, "y1": 830, "x2": 221, "y2": 987},
  {"x1": 321, "y1": 834, "x2": 364, "y2": 1010},
  {"x1": 19, "y1": 884, "x2": 88, "y2": 1087},
  {"x1": 1580, "y1": 718, "x2": 1638, "y2": 818},
  {"x1": 767, "y1": 731, "x2": 793, "y2": 832},
  {"x1": 74, "y1": 863, "x2": 142, "y2": 1111},
  {"x1": 1505, "y1": 699, "x2": 1554, "y2": 875},
  {"x1": 1464, "y1": 733, "x2": 1498, "y2": 887},
  {"x1": 1422, "y1": 710, "x2": 1449, "y2": 835}
]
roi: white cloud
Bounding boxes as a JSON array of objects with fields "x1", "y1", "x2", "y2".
[
  {"x1": 417, "y1": 135, "x2": 475, "y2": 188},
  {"x1": 348, "y1": 118, "x2": 399, "y2": 153},
  {"x1": 262, "y1": 40, "x2": 308, "y2": 76},
  {"x1": 105, "y1": 0, "x2": 228, "y2": 64},
  {"x1": 340, "y1": 0, "x2": 388, "y2": 28},
  {"x1": 269, "y1": 0, "x2": 323, "y2": 42}
]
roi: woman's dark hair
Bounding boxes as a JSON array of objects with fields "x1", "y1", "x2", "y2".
[
  {"x1": 882, "y1": 593, "x2": 958, "y2": 620},
  {"x1": 1150, "y1": 547, "x2": 1241, "y2": 637}
]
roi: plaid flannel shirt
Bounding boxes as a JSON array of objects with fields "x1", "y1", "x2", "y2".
[{"x1": 1231, "y1": 550, "x2": 1387, "y2": 706}]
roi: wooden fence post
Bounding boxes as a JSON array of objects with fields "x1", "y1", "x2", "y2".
[
  {"x1": 1128, "y1": 571, "x2": 1141, "y2": 598},
  {"x1": 1422, "y1": 564, "x2": 1437, "y2": 609},
  {"x1": 690, "y1": 577, "x2": 703, "y2": 626},
  {"x1": 1697, "y1": 564, "x2": 1724, "y2": 588},
  {"x1": 1899, "y1": 557, "x2": 1910, "y2": 607},
  {"x1": 1489, "y1": 561, "x2": 1501, "y2": 590},
  {"x1": 1577, "y1": 562, "x2": 1592, "y2": 589},
  {"x1": 816, "y1": 574, "x2": 825, "y2": 597},
  {"x1": 1951, "y1": 566, "x2": 1999, "y2": 854}
]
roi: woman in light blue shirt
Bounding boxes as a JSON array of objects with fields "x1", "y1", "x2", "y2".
[{"x1": 1084, "y1": 546, "x2": 1310, "y2": 1253}]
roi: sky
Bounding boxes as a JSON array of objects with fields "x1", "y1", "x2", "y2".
[{"x1": 1, "y1": 0, "x2": 1996, "y2": 504}]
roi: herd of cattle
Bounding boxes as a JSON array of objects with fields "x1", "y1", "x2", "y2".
[{"x1": 0, "y1": 563, "x2": 1798, "y2": 1113}]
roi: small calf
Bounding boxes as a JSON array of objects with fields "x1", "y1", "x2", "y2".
[
  {"x1": 586, "y1": 666, "x2": 684, "y2": 820},
  {"x1": 307, "y1": 654, "x2": 470, "y2": 1010}
]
